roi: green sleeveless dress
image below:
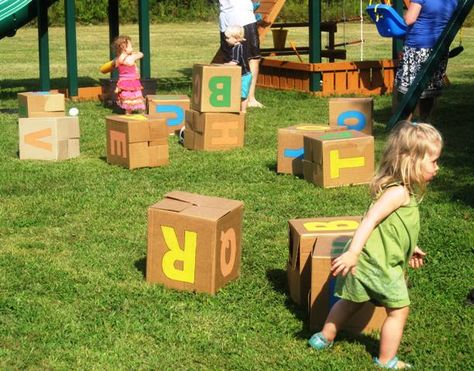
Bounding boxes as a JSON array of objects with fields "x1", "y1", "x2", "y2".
[{"x1": 335, "y1": 191, "x2": 420, "y2": 308}]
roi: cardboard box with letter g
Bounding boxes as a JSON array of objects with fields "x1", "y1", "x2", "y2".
[
  {"x1": 287, "y1": 216, "x2": 361, "y2": 308},
  {"x1": 191, "y1": 64, "x2": 241, "y2": 113},
  {"x1": 147, "y1": 191, "x2": 244, "y2": 294}
]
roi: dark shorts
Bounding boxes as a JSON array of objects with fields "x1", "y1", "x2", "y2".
[{"x1": 220, "y1": 22, "x2": 261, "y2": 63}]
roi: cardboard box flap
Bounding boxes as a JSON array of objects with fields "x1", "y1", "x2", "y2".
[
  {"x1": 165, "y1": 191, "x2": 242, "y2": 211},
  {"x1": 181, "y1": 205, "x2": 230, "y2": 221},
  {"x1": 151, "y1": 198, "x2": 191, "y2": 212}
]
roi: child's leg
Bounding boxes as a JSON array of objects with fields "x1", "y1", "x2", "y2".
[
  {"x1": 378, "y1": 306, "x2": 410, "y2": 366},
  {"x1": 241, "y1": 98, "x2": 248, "y2": 113},
  {"x1": 321, "y1": 299, "x2": 363, "y2": 342}
]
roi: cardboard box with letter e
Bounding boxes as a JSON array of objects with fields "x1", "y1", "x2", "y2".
[
  {"x1": 19, "y1": 116, "x2": 80, "y2": 160},
  {"x1": 287, "y1": 216, "x2": 361, "y2": 308},
  {"x1": 106, "y1": 114, "x2": 168, "y2": 169},
  {"x1": 147, "y1": 191, "x2": 244, "y2": 294},
  {"x1": 191, "y1": 64, "x2": 241, "y2": 113},
  {"x1": 18, "y1": 92, "x2": 65, "y2": 118},
  {"x1": 302, "y1": 130, "x2": 374, "y2": 188},
  {"x1": 329, "y1": 97, "x2": 373, "y2": 135},
  {"x1": 309, "y1": 235, "x2": 387, "y2": 333},
  {"x1": 147, "y1": 95, "x2": 190, "y2": 135},
  {"x1": 277, "y1": 124, "x2": 345, "y2": 175},
  {"x1": 184, "y1": 110, "x2": 245, "y2": 151}
]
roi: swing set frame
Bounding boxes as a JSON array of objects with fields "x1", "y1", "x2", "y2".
[{"x1": 256, "y1": 0, "x2": 406, "y2": 96}]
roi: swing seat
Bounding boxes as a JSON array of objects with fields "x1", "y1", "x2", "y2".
[{"x1": 366, "y1": 4, "x2": 407, "y2": 38}]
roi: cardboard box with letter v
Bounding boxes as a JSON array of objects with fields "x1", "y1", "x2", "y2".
[
  {"x1": 106, "y1": 114, "x2": 169, "y2": 169},
  {"x1": 309, "y1": 235, "x2": 387, "y2": 333},
  {"x1": 147, "y1": 191, "x2": 244, "y2": 294},
  {"x1": 287, "y1": 216, "x2": 361, "y2": 308}
]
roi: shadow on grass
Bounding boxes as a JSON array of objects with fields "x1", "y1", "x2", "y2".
[{"x1": 135, "y1": 257, "x2": 146, "y2": 278}]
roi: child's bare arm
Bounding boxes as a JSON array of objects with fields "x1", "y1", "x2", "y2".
[{"x1": 332, "y1": 185, "x2": 410, "y2": 276}]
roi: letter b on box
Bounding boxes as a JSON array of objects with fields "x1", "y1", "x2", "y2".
[
  {"x1": 147, "y1": 191, "x2": 244, "y2": 294},
  {"x1": 191, "y1": 64, "x2": 241, "y2": 113}
]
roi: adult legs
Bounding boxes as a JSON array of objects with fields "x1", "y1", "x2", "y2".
[{"x1": 247, "y1": 58, "x2": 263, "y2": 107}]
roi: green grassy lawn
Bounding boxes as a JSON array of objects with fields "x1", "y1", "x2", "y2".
[{"x1": 1, "y1": 23, "x2": 473, "y2": 369}]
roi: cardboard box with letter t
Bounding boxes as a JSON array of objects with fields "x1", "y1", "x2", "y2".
[
  {"x1": 310, "y1": 235, "x2": 387, "y2": 333},
  {"x1": 106, "y1": 114, "x2": 168, "y2": 169},
  {"x1": 302, "y1": 130, "x2": 374, "y2": 188},
  {"x1": 191, "y1": 64, "x2": 241, "y2": 113},
  {"x1": 277, "y1": 124, "x2": 345, "y2": 175},
  {"x1": 147, "y1": 95, "x2": 190, "y2": 135},
  {"x1": 18, "y1": 91, "x2": 65, "y2": 118},
  {"x1": 19, "y1": 116, "x2": 80, "y2": 160},
  {"x1": 287, "y1": 216, "x2": 361, "y2": 308},
  {"x1": 329, "y1": 97, "x2": 373, "y2": 135},
  {"x1": 147, "y1": 191, "x2": 244, "y2": 294},
  {"x1": 184, "y1": 109, "x2": 245, "y2": 151}
]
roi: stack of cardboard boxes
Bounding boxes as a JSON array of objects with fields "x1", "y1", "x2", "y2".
[
  {"x1": 277, "y1": 98, "x2": 375, "y2": 188},
  {"x1": 18, "y1": 92, "x2": 80, "y2": 161},
  {"x1": 184, "y1": 64, "x2": 245, "y2": 151}
]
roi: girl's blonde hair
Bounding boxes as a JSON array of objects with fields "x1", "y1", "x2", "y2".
[
  {"x1": 112, "y1": 35, "x2": 131, "y2": 56},
  {"x1": 370, "y1": 120, "x2": 443, "y2": 198},
  {"x1": 224, "y1": 25, "x2": 245, "y2": 41}
]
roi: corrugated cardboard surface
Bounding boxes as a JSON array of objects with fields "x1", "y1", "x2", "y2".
[
  {"x1": 19, "y1": 116, "x2": 80, "y2": 160},
  {"x1": 147, "y1": 95, "x2": 190, "y2": 135},
  {"x1": 277, "y1": 125, "x2": 345, "y2": 175},
  {"x1": 18, "y1": 92, "x2": 65, "y2": 118},
  {"x1": 191, "y1": 64, "x2": 241, "y2": 113},
  {"x1": 287, "y1": 216, "x2": 361, "y2": 307},
  {"x1": 105, "y1": 114, "x2": 168, "y2": 169},
  {"x1": 147, "y1": 191, "x2": 244, "y2": 294},
  {"x1": 309, "y1": 235, "x2": 387, "y2": 333},
  {"x1": 329, "y1": 97, "x2": 373, "y2": 135},
  {"x1": 303, "y1": 130, "x2": 374, "y2": 188},
  {"x1": 184, "y1": 110, "x2": 245, "y2": 151}
]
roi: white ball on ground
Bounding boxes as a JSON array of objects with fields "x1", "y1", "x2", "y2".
[{"x1": 69, "y1": 107, "x2": 79, "y2": 116}]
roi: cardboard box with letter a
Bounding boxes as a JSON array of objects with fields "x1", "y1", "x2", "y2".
[
  {"x1": 302, "y1": 130, "x2": 374, "y2": 188},
  {"x1": 310, "y1": 235, "x2": 387, "y2": 333},
  {"x1": 147, "y1": 191, "x2": 244, "y2": 294},
  {"x1": 18, "y1": 91, "x2": 65, "y2": 118},
  {"x1": 184, "y1": 110, "x2": 245, "y2": 151},
  {"x1": 191, "y1": 64, "x2": 241, "y2": 113},
  {"x1": 106, "y1": 114, "x2": 168, "y2": 169},
  {"x1": 19, "y1": 116, "x2": 80, "y2": 160},
  {"x1": 329, "y1": 97, "x2": 373, "y2": 135},
  {"x1": 287, "y1": 216, "x2": 361, "y2": 308},
  {"x1": 147, "y1": 95, "x2": 190, "y2": 135}
]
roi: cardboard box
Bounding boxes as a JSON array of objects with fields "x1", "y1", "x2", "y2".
[
  {"x1": 184, "y1": 109, "x2": 245, "y2": 151},
  {"x1": 191, "y1": 64, "x2": 241, "y2": 113},
  {"x1": 105, "y1": 114, "x2": 168, "y2": 169},
  {"x1": 277, "y1": 124, "x2": 345, "y2": 175},
  {"x1": 329, "y1": 98, "x2": 373, "y2": 135},
  {"x1": 309, "y1": 235, "x2": 387, "y2": 333},
  {"x1": 18, "y1": 92, "x2": 65, "y2": 118},
  {"x1": 147, "y1": 95, "x2": 190, "y2": 135},
  {"x1": 147, "y1": 191, "x2": 244, "y2": 294},
  {"x1": 303, "y1": 130, "x2": 374, "y2": 188},
  {"x1": 287, "y1": 216, "x2": 361, "y2": 308},
  {"x1": 19, "y1": 116, "x2": 80, "y2": 160}
]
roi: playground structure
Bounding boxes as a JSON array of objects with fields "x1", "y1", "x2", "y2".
[{"x1": 0, "y1": 0, "x2": 154, "y2": 100}]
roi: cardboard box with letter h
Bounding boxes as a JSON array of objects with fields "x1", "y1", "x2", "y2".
[
  {"x1": 19, "y1": 116, "x2": 80, "y2": 161},
  {"x1": 147, "y1": 95, "x2": 190, "y2": 135},
  {"x1": 185, "y1": 64, "x2": 244, "y2": 151},
  {"x1": 147, "y1": 191, "x2": 244, "y2": 294},
  {"x1": 277, "y1": 124, "x2": 345, "y2": 175},
  {"x1": 106, "y1": 114, "x2": 169, "y2": 169},
  {"x1": 302, "y1": 130, "x2": 374, "y2": 188}
]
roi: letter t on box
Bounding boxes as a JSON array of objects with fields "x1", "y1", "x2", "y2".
[{"x1": 147, "y1": 191, "x2": 244, "y2": 294}]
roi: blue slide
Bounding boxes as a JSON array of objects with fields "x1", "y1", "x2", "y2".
[{"x1": 0, "y1": 0, "x2": 57, "y2": 39}]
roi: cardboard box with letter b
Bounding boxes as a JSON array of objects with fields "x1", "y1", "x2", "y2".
[
  {"x1": 191, "y1": 64, "x2": 241, "y2": 113},
  {"x1": 147, "y1": 191, "x2": 244, "y2": 294}
]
